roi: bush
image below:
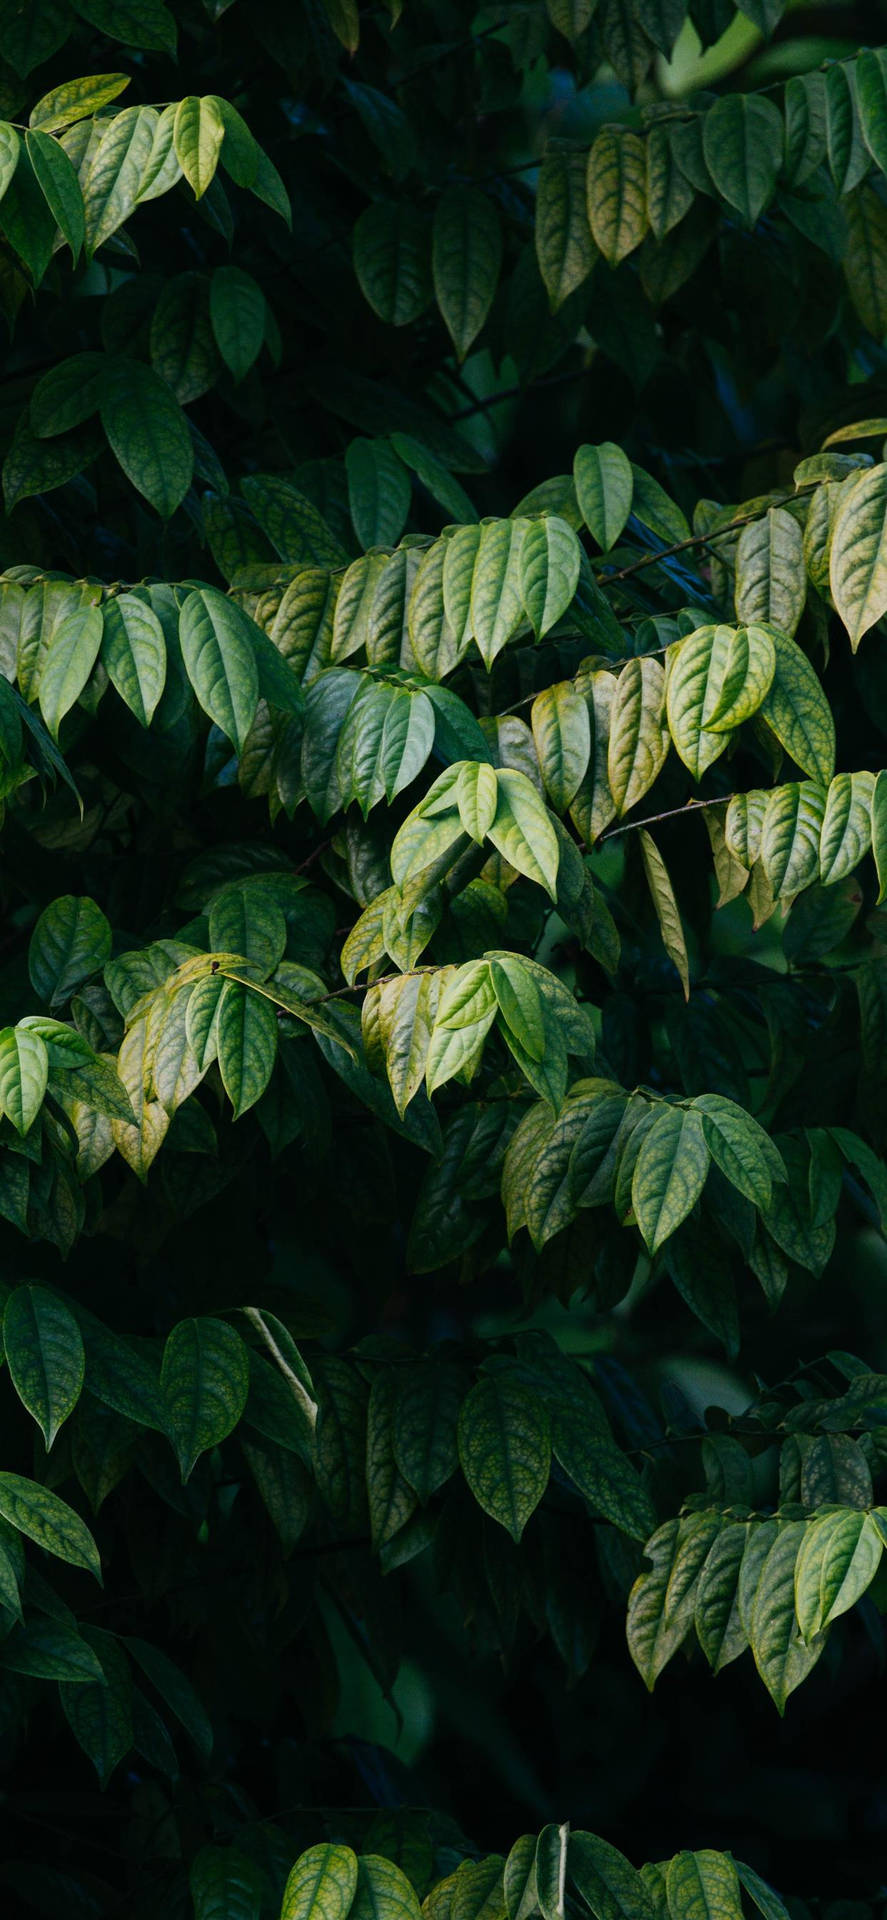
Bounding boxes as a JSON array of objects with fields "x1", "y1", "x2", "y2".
[{"x1": 2, "y1": 2, "x2": 887, "y2": 1915}]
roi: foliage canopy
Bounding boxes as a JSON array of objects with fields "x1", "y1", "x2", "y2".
[{"x1": 3, "y1": 0, "x2": 887, "y2": 1914}]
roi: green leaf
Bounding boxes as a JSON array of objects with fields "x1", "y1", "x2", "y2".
[
  {"x1": 627, "y1": 1515, "x2": 721, "y2": 1689},
  {"x1": 354, "y1": 202, "x2": 431, "y2": 327},
  {"x1": 216, "y1": 980, "x2": 279, "y2": 1118},
  {"x1": 30, "y1": 896, "x2": 112, "y2": 1009},
  {"x1": 71, "y1": 0, "x2": 177, "y2": 52},
  {"x1": 174, "y1": 95, "x2": 225, "y2": 200},
  {"x1": 457, "y1": 1371, "x2": 551, "y2": 1541},
  {"x1": 553, "y1": 1406, "x2": 655, "y2": 1540},
  {"x1": 488, "y1": 768, "x2": 560, "y2": 899},
  {"x1": 665, "y1": 625, "x2": 772, "y2": 779},
  {"x1": 734, "y1": 1865, "x2": 790, "y2": 1920},
  {"x1": 638, "y1": 832, "x2": 690, "y2": 999},
  {"x1": 209, "y1": 264, "x2": 266, "y2": 383},
  {"x1": 366, "y1": 1371, "x2": 418, "y2": 1550},
  {"x1": 645, "y1": 122, "x2": 694, "y2": 240},
  {"x1": 794, "y1": 1508, "x2": 883, "y2": 1642},
  {"x1": 101, "y1": 592, "x2": 167, "y2": 726},
  {"x1": 574, "y1": 443, "x2": 633, "y2": 551},
  {"x1": 37, "y1": 605, "x2": 104, "y2": 738},
  {"x1": 0, "y1": 141, "x2": 57, "y2": 282},
  {"x1": 692, "y1": 1094, "x2": 785, "y2": 1209},
  {"x1": 30, "y1": 353, "x2": 107, "y2": 437},
  {"x1": 701, "y1": 94, "x2": 783, "y2": 226},
  {"x1": 0, "y1": 123, "x2": 21, "y2": 203},
  {"x1": 432, "y1": 185, "x2": 502, "y2": 360},
  {"x1": 25, "y1": 129, "x2": 84, "y2": 260},
  {"x1": 29, "y1": 72, "x2": 130, "y2": 133},
  {"x1": 569, "y1": 1831, "x2": 656, "y2": 1920},
  {"x1": 818, "y1": 770, "x2": 874, "y2": 883},
  {"x1": 873, "y1": 767, "x2": 887, "y2": 903},
  {"x1": 784, "y1": 71, "x2": 827, "y2": 185},
  {"x1": 632, "y1": 1105, "x2": 709, "y2": 1253},
  {"x1": 760, "y1": 780, "x2": 827, "y2": 900},
  {"x1": 519, "y1": 516, "x2": 581, "y2": 640},
  {"x1": 126, "y1": 1635, "x2": 213, "y2": 1757},
  {"x1": 535, "y1": 1824, "x2": 569, "y2": 1920},
  {"x1": 824, "y1": 60, "x2": 867, "y2": 194},
  {"x1": 281, "y1": 1846, "x2": 360, "y2": 1920},
  {"x1": 586, "y1": 129, "x2": 647, "y2": 267},
  {"x1": 694, "y1": 1521, "x2": 749, "y2": 1674},
  {"x1": 536, "y1": 146, "x2": 596, "y2": 308},
  {"x1": 0, "y1": 1471, "x2": 101, "y2": 1578},
  {"x1": 179, "y1": 587, "x2": 260, "y2": 752},
  {"x1": 607, "y1": 657, "x2": 668, "y2": 813},
  {"x1": 746, "y1": 1521, "x2": 826, "y2": 1711},
  {"x1": 531, "y1": 682, "x2": 591, "y2": 814},
  {"x1": 393, "y1": 1362, "x2": 464, "y2": 1503},
  {"x1": 209, "y1": 887, "x2": 287, "y2": 977},
  {"x1": 470, "y1": 519, "x2": 528, "y2": 667},
  {"x1": 0, "y1": 1025, "x2": 48, "y2": 1135},
  {"x1": 490, "y1": 955, "x2": 546, "y2": 1062},
  {"x1": 734, "y1": 509, "x2": 806, "y2": 637},
  {"x1": 843, "y1": 184, "x2": 887, "y2": 342},
  {"x1": 3, "y1": 1284, "x2": 84, "y2": 1446},
  {"x1": 857, "y1": 47, "x2": 887, "y2": 172},
  {"x1": 59, "y1": 1628, "x2": 132, "y2": 1787},
  {"x1": 665, "y1": 1853, "x2": 743, "y2": 1920},
  {"x1": 82, "y1": 105, "x2": 157, "y2": 253},
  {"x1": 346, "y1": 438, "x2": 411, "y2": 550},
  {"x1": 758, "y1": 625, "x2": 835, "y2": 782},
  {"x1": 391, "y1": 434, "x2": 477, "y2": 523},
  {"x1": 100, "y1": 358, "x2": 193, "y2": 518},
  {"x1": 456, "y1": 759, "x2": 499, "y2": 842},
  {"x1": 190, "y1": 1847, "x2": 264, "y2": 1920},
  {"x1": 830, "y1": 460, "x2": 887, "y2": 649},
  {"x1": 351, "y1": 1856, "x2": 423, "y2": 1920},
  {"x1": 426, "y1": 960, "x2": 498, "y2": 1093},
  {"x1": 161, "y1": 1316, "x2": 250, "y2": 1480},
  {"x1": 0, "y1": 1617, "x2": 106, "y2": 1683}
]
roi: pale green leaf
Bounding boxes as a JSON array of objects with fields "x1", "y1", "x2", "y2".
[
  {"x1": 758, "y1": 625, "x2": 835, "y2": 782},
  {"x1": 574, "y1": 442, "x2": 633, "y2": 551},
  {"x1": 536, "y1": 147, "x2": 596, "y2": 308},
  {"x1": 37, "y1": 605, "x2": 104, "y2": 737},
  {"x1": 586, "y1": 129, "x2": 647, "y2": 267},
  {"x1": 174, "y1": 95, "x2": 225, "y2": 200},
  {"x1": 179, "y1": 586, "x2": 259, "y2": 751},
  {"x1": 216, "y1": 980, "x2": 278, "y2": 1117},
  {"x1": 607, "y1": 657, "x2": 669, "y2": 812},
  {"x1": 281, "y1": 1846, "x2": 359, "y2": 1920},
  {"x1": 101, "y1": 592, "x2": 167, "y2": 725},
  {"x1": 638, "y1": 831, "x2": 690, "y2": 998},
  {"x1": 631, "y1": 1105, "x2": 709, "y2": 1253},
  {"x1": 0, "y1": 1025, "x2": 48, "y2": 1134}
]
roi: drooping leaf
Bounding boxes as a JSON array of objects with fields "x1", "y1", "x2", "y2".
[
  {"x1": 457, "y1": 1372, "x2": 551, "y2": 1541},
  {"x1": 100, "y1": 358, "x2": 193, "y2": 518},
  {"x1": 631, "y1": 1105, "x2": 709, "y2": 1253},
  {"x1": 587, "y1": 129, "x2": 647, "y2": 267},
  {"x1": 574, "y1": 443, "x2": 633, "y2": 551},
  {"x1": 536, "y1": 147, "x2": 596, "y2": 308},
  {"x1": 160, "y1": 1316, "x2": 250, "y2": 1480},
  {"x1": 432, "y1": 186, "x2": 502, "y2": 360}
]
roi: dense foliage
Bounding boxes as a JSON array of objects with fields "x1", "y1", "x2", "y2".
[{"x1": 4, "y1": 0, "x2": 887, "y2": 1914}]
